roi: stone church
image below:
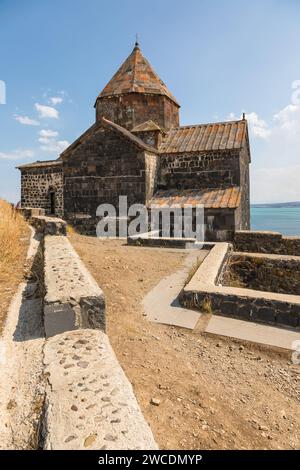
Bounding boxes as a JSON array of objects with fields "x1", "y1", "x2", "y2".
[{"x1": 18, "y1": 41, "x2": 251, "y2": 240}]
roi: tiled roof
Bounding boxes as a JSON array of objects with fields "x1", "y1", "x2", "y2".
[
  {"x1": 96, "y1": 44, "x2": 179, "y2": 106},
  {"x1": 17, "y1": 160, "x2": 62, "y2": 169},
  {"x1": 149, "y1": 187, "x2": 241, "y2": 209},
  {"x1": 159, "y1": 120, "x2": 249, "y2": 154}
]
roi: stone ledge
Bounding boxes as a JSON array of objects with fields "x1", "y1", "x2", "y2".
[
  {"x1": 42, "y1": 329, "x2": 157, "y2": 450},
  {"x1": 235, "y1": 230, "x2": 300, "y2": 256},
  {"x1": 128, "y1": 233, "x2": 214, "y2": 250},
  {"x1": 44, "y1": 236, "x2": 105, "y2": 337},
  {"x1": 32, "y1": 215, "x2": 67, "y2": 236}
]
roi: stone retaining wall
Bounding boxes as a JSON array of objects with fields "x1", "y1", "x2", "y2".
[
  {"x1": 235, "y1": 230, "x2": 300, "y2": 256},
  {"x1": 31, "y1": 215, "x2": 67, "y2": 236},
  {"x1": 222, "y1": 252, "x2": 300, "y2": 295},
  {"x1": 34, "y1": 220, "x2": 157, "y2": 449},
  {"x1": 180, "y1": 244, "x2": 300, "y2": 329}
]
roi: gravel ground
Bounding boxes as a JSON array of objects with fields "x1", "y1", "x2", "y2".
[{"x1": 70, "y1": 234, "x2": 300, "y2": 450}]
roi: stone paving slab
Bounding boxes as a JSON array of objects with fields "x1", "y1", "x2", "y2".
[
  {"x1": 44, "y1": 236, "x2": 105, "y2": 337},
  {"x1": 42, "y1": 329, "x2": 157, "y2": 450},
  {"x1": 143, "y1": 251, "x2": 208, "y2": 329},
  {"x1": 205, "y1": 315, "x2": 300, "y2": 351}
]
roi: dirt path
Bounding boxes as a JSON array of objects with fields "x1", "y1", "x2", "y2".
[
  {"x1": 70, "y1": 234, "x2": 300, "y2": 450},
  {"x1": 0, "y1": 231, "x2": 45, "y2": 449}
]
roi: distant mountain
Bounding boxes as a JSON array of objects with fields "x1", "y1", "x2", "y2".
[{"x1": 251, "y1": 202, "x2": 300, "y2": 208}]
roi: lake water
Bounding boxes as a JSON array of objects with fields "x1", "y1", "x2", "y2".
[{"x1": 251, "y1": 207, "x2": 300, "y2": 236}]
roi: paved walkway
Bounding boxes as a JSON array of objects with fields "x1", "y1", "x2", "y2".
[
  {"x1": 143, "y1": 247, "x2": 300, "y2": 350},
  {"x1": 143, "y1": 250, "x2": 208, "y2": 329},
  {"x1": 205, "y1": 315, "x2": 300, "y2": 351}
]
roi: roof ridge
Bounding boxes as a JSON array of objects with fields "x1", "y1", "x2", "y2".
[
  {"x1": 171, "y1": 118, "x2": 245, "y2": 131},
  {"x1": 160, "y1": 120, "x2": 248, "y2": 153}
]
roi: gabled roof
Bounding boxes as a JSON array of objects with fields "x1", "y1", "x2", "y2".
[
  {"x1": 132, "y1": 120, "x2": 163, "y2": 133},
  {"x1": 159, "y1": 119, "x2": 250, "y2": 156},
  {"x1": 101, "y1": 118, "x2": 159, "y2": 153},
  {"x1": 95, "y1": 43, "x2": 179, "y2": 107},
  {"x1": 149, "y1": 187, "x2": 241, "y2": 209},
  {"x1": 60, "y1": 117, "x2": 159, "y2": 159}
]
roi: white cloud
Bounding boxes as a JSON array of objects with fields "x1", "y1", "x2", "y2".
[
  {"x1": 35, "y1": 103, "x2": 59, "y2": 119},
  {"x1": 246, "y1": 112, "x2": 271, "y2": 139},
  {"x1": 39, "y1": 129, "x2": 58, "y2": 138},
  {"x1": 273, "y1": 104, "x2": 300, "y2": 133},
  {"x1": 226, "y1": 111, "x2": 271, "y2": 139},
  {"x1": 251, "y1": 165, "x2": 300, "y2": 203},
  {"x1": 49, "y1": 96, "x2": 63, "y2": 105},
  {"x1": 226, "y1": 112, "x2": 237, "y2": 121},
  {"x1": 37, "y1": 129, "x2": 69, "y2": 153},
  {"x1": 40, "y1": 140, "x2": 69, "y2": 153},
  {"x1": 227, "y1": 82, "x2": 300, "y2": 202},
  {"x1": 0, "y1": 149, "x2": 34, "y2": 160},
  {"x1": 15, "y1": 115, "x2": 40, "y2": 126}
]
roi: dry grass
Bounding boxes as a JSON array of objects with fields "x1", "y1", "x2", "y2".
[{"x1": 0, "y1": 200, "x2": 30, "y2": 332}]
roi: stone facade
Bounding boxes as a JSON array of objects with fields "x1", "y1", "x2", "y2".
[
  {"x1": 96, "y1": 93, "x2": 179, "y2": 131},
  {"x1": 234, "y1": 230, "x2": 300, "y2": 256},
  {"x1": 17, "y1": 43, "x2": 251, "y2": 240},
  {"x1": 19, "y1": 163, "x2": 63, "y2": 217},
  {"x1": 62, "y1": 126, "x2": 158, "y2": 232}
]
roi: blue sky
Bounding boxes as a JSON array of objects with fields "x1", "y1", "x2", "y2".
[{"x1": 0, "y1": 0, "x2": 300, "y2": 203}]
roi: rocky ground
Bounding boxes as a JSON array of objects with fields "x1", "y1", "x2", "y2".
[{"x1": 70, "y1": 234, "x2": 300, "y2": 450}]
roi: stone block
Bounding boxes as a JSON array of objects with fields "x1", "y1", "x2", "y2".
[{"x1": 44, "y1": 236, "x2": 105, "y2": 338}]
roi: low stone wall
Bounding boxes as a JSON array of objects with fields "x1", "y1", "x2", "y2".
[
  {"x1": 222, "y1": 252, "x2": 300, "y2": 295},
  {"x1": 180, "y1": 244, "x2": 300, "y2": 329},
  {"x1": 31, "y1": 215, "x2": 67, "y2": 236},
  {"x1": 39, "y1": 230, "x2": 156, "y2": 449},
  {"x1": 235, "y1": 230, "x2": 300, "y2": 256},
  {"x1": 42, "y1": 329, "x2": 157, "y2": 450},
  {"x1": 128, "y1": 233, "x2": 214, "y2": 250},
  {"x1": 44, "y1": 236, "x2": 105, "y2": 338},
  {"x1": 21, "y1": 207, "x2": 46, "y2": 220},
  {"x1": 20, "y1": 209, "x2": 67, "y2": 236}
]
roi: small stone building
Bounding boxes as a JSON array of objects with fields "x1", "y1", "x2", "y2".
[{"x1": 18, "y1": 42, "x2": 251, "y2": 240}]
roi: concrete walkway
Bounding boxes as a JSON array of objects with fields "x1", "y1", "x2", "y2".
[
  {"x1": 143, "y1": 250, "x2": 208, "y2": 329},
  {"x1": 205, "y1": 315, "x2": 300, "y2": 351}
]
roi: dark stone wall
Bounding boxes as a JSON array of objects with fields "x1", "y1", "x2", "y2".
[
  {"x1": 237, "y1": 145, "x2": 250, "y2": 230},
  {"x1": 180, "y1": 289, "x2": 300, "y2": 329},
  {"x1": 222, "y1": 253, "x2": 300, "y2": 295},
  {"x1": 159, "y1": 150, "x2": 240, "y2": 190},
  {"x1": 205, "y1": 209, "x2": 236, "y2": 241},
  {"x1": 133, "y1": 130, "x2": 163, "y2": 149},
  {"x1": 63, "y1": 127, "x2": 155, "y2": 233},
  {"x1": 96, "y1": 93, "x2": 179, "y2": 131},
  {"x1": 235, "y1": 231, "x2": 300, "y2": 256},
  {"x1": 20, "y1": 166, "x2": 63, "y2": 217}
]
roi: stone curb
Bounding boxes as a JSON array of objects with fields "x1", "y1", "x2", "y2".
[
  {"x1": 44, "y1": 236, "x2": 105, "y2": 338},
  {"x1": 42, "y1": 330, "x2": 158, "y2": 450}
]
